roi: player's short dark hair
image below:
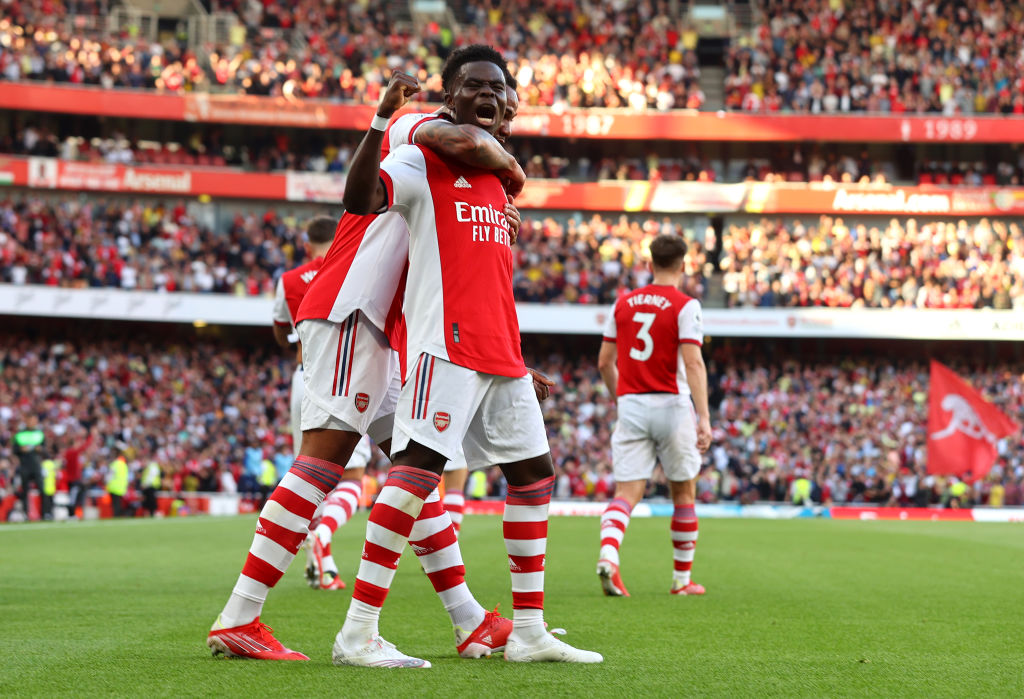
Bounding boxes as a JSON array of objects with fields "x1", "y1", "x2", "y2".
[
  {"x1": 504, "y1": 71, "x2": 517, "y2": 91},
  {"x1": 649, "y1": 234, "x2": 687, "y2": 270},
  {"x1": 307, "y1": 216, "x2": 336, "y2": 245},
  {"x1": 441, "y1": 44, "x2": 508, "y2": 93}
]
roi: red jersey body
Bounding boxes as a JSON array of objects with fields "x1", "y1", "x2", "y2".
[
  {"x1": 295, "y1": 112, "x2": 442, "y2": 351},
  {"x1": 381, "y1": 143, "x2": 526, "y2": 378},
  {"x1": 273, "y1": 257, "x2": 324, "y2": 329},
  {"x1": 603, "y1": 283, "x2": 703, "y2": 396}
]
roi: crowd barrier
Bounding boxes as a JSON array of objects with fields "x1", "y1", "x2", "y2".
[{"x1": 3, "y1": 492, "x2": 1023, "y2": 523}]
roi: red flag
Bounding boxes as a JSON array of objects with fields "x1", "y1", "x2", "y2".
[{"x1": 927, "y1": 360, "x2": 1019, "y2": 478}]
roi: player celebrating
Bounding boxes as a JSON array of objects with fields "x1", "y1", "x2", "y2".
[
  {"x1": 335, "y1": 46, "x2": 602, "y2": 666},
  {"x1": 596, "y1": 234, "x2": 713, "y2": 597},
  {"x1": 206, "y1": 53, "x2": 526, "y2": 663},
  {"x1": 438, "y1": 80, "x2": 554, "y2": 537}
]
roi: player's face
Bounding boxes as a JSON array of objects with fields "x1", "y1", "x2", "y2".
[
  {"x1": 496, "y1": 86, "x2": 519, "y2": 145},
  {"x1": 446, "y1": 61, "x2": 507, "y2": 136}
]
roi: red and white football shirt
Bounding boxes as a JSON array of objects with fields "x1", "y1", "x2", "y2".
[
  {"x1": 380, "y1": 144, "x2": 526, "y2": 379},
  {"x1": 295, "y1": 112, "x2": 442, "y2": 347},
  {"x1": 602, "y1": 284, "x2": 703, "y2": 396},
  {"x1": 273, "y1": 257, "x2": 324, "y2": 330}
]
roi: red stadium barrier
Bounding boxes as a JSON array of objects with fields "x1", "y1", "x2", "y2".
[
  {"x1": 5, "y1": 154, "x2": 1024, "y2": 214},
  {"x1": 2, "y1": 83, "x2": 1022, "y2": 143}
]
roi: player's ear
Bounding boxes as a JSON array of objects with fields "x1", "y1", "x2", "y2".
[{"x1": 443, "y1": 90, "x2": 454, "y2": 111}]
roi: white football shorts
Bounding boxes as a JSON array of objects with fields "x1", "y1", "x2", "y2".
[
  {"x1": 298, "y1": 314, "x2": 401, "y2": 445},
  {"x1": 443, "y1": 449, "x2": 469, "y2": 473},
  {"x1": 392, "y1": 354, "x2": 548, "y2": 466},
  {"x1": 612, "y1": 393, "x2": 701, "y2": 483}
]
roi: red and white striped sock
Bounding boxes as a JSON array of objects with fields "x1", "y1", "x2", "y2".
[
  {"x1": 313, "y1": 479, "x2": 362, "y2": 574},
  {"x1": 598, "y1": 497, "x2": 633, "y2": 566},
  {"x1": 410, "y1": 489, "x2": 484, "y2": 632},
  {"x1": 442, "y1": 491, "x2": 465, "y2": 536},
  {"x1": 220, "y1": 455, "x2": 344, "y2": 628},
  {"x1": 343, "y1": 465, "x2": 440, "y2": 642},
  {"x1": 671, "y1": 504, "x2": 699, "y2": 586},
  {"x1": 504, "y1": 476, "x2": 554, "y2": 643}
]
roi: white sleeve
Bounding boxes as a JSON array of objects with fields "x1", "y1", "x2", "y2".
[
  {"x1": 602, "y1": 303, "x2": 618, "y2": 341},
  {"x1": 379, "y1": 144, "x2": 428, "y2": 216},
  {"x1": 678, "y1": 299, "x2": 703, "y2": 345},
  {"x1": 272, "y1": 277, "x2": 291, "y2": 327},
  {"x1": 387, "y1": 113, "x2": 438, "y2": 151}
]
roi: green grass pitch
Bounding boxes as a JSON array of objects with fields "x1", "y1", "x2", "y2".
[{"x1": 2, "y1": 513, "x2": 1023, "y2": 697}]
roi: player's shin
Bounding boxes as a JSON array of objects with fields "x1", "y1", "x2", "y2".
[
  {"x1": 342, "y1": 466, "x2": 440, "y2": 643},
  {"x1": 409, "y1": 489, "x2": 485, "y2": 632},
  {"x1": 671, "y1": 504, "x2": 698, "y2": 586},
  {"x1": 503, "y1": 476, "x2": 555, "y2": 643},
  {"x1": 220, "y1": 455, "x2": 345, "y2": 627}
]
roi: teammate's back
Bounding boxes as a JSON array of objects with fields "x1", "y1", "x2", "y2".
[{"x1": 606, "y1": 282, "x2": 702, "y2": 396}]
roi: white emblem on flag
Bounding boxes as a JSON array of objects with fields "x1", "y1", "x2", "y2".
[
  {"x1": 454, "y1": 176, "x2": 472, "y2": 189},
  {"x1": 930, "y1": 394, "x2": 997, "y2": 444}
]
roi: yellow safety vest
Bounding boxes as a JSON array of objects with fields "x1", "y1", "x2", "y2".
[
  {"x1": 107, "y1": 457, "x2": 129, "y2": 496},
  {"x1": 260, "y1": 459, "x2": 277, "y2": 487},
  {"x1": 792, "y1": 477, "x2": 812, "y2": 504},
  {"x1": 468, "y1": 470, "x2": 487, "y2": 499},
  {"x1": 41, "y1": 459, "x2": 57, "y2": 496}
]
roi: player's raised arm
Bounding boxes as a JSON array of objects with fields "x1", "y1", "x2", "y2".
[
  {"x1": 413, "y1": 120, "x2": 525, "y2": 197},
  {"x1": 343, "y1": 71, "x2": 421, "y2": 215}
]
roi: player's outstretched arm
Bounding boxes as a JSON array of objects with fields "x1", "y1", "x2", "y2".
[
  {"x1": 414, "y1": 121, "x2": 525, "y2": 197},
  {"x1": 681, "y1": 343, "x2": 712, "y2": 452},
  {"x1": 343, "y1": 71, "x2": 421, "y2": 215}
]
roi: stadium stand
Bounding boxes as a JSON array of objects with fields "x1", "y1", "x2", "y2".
[
  {"x1": 2, "y1": 330, "x2": 1021, "y2": 520},
  {"x1": 727, "y1": 0, "x2": 1024, "y2": 115},
  {"x1": 718, "y1": 216, "x2": 1024, "y2": 309},
  {"x1": 2, "y1": 0, "x2": 1023, "y2": 524}
]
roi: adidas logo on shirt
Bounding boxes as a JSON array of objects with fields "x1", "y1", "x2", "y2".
[{"x1": 454, "y1": 176, "x2": 472, "y2": 189}]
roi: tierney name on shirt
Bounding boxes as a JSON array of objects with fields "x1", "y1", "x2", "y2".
[
  {"x1": 626, "y1": 293, "x2": 672, "y2": 310},
  {"x1": 454, "y1": 201, "x2": 513, "y2": 246}
]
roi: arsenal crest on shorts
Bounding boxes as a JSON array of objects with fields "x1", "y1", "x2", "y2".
[
  {"x1": 433, "y1": 411, "x2": 450, "y2": 432},
  {"x1": 354, "y1": 392, "x2": 370, "y2": 413}
]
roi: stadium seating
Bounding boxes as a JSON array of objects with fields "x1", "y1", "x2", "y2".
[
  {"x1": 726, "y1": 0, "x2": 1024, "y2": 115},
  {"x1": 2, "y1": 335, "x2": 1020, "y2": 517}
]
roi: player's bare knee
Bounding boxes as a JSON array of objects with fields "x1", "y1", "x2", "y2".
[
  {"x1": 391, "y1": 440, "x2": 447, "y2": 475},
  {"x1": 501, "y1": 453, "x2": 554, "y2": 486},
  {"x1": 299, "y1": 428, "x2": 362, "y2": 466}
]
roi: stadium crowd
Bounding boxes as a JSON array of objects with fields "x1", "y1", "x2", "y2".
[
  {"x1": 728, "y1": 0, "x2": 1024, "y2": 114},
  {"x1": 0, "y1": 195, "x2": 708, "y2": 304},
  {"x1": 0, "y1": 0, "x2": 702, "y2": 110},
  {"x1": 6, "y1": 0, "x2": 1024, "y2": 116},
  {"x1": 718, "y1": 215, "x2": 1024, "y2": 309},
  {"x1": 2, "y1": 334, "x2": 1021, "y2": 521},
  {"x1": 5, "y1": 194, "x2": 1024, "y2": 310}
]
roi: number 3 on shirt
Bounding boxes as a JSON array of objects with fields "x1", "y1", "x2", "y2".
[{"x1": 629, "y1": 312, "x2": 655, "y2": 361}]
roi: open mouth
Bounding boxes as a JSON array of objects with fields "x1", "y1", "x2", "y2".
[{"x1": 475, "y1": 102, "x2": 497, "y2": 126}]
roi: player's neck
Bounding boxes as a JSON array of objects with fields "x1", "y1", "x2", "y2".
[
  {"x1": 310, "y1": 246, "x2": 331, "y2": 259},
  {"x1": 650, "y1": 272, "x2": 682, "y2": 288}
]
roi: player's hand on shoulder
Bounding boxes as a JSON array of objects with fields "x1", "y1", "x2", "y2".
[
  {"x1": 528, "y1": 367, "x2": 555, "y2": 402},
  {"x1": 378, "y1": 71, "x2": 422, "y2": 118},
  {"x1": 504, "y1": 194, "x2": 521, "y2": 245},
  {"x1": 501, "y1": 160, "x2": 526, "y2": 198}
]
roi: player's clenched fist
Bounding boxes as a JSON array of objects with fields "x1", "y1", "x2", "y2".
[{"x1": 378, "y1": 71, "x2": 421, "y2": 118}]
